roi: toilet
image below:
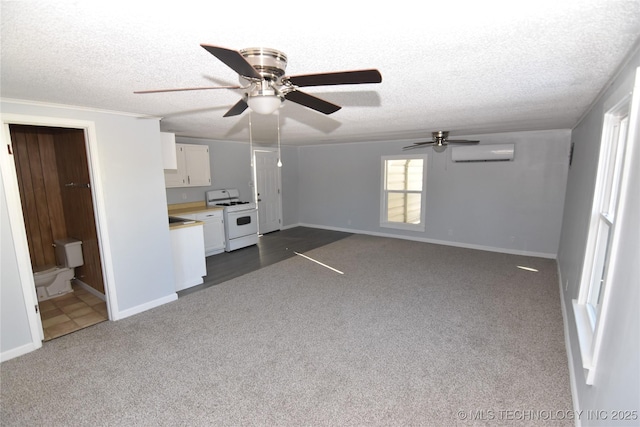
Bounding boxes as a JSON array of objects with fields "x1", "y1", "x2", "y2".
[{"x1": 33, "y1": 238, "x2": 84, "y2": 301}]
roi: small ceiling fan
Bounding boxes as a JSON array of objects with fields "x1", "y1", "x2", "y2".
[
  {"x1": 403, "y1": 131, "x2": 479, "y2": 152},
  {"x1": 135, "y1": 44, "x2": 382, "y2": 117}
]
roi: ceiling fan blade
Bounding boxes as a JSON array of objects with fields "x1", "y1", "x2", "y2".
[
  {"x1": 284, "y1": 90, "x2": 342, "y2": 114},
  {"x1": 446, "y1": 139, "x2": 480, "y2": 144},
  {"x1": 134, "y1": 85, "x2": 242, "y2": 94},
  {"x1": 402, "y1": 142, "x2": 435, "y2": 150},
  {"x1": 223, "y1": 99, "x2": 249, "y2": 117},
  {"x1": 286, "y1": 69, "x2": 382, "y2": 87},
  {"x1": 200, "y1": 44, "x2": 262, "y2": 80}
]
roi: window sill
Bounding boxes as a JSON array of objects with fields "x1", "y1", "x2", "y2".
[
  {"x1": 380, "y1": 221, "x2": 425, "y2": 232},
  {"x1": 572, "y1": 299, "x2": 596, "y2": 384}
]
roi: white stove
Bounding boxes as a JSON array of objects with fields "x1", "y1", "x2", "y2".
[{"x1": 206, "y1": 189, "x2": 258, "y2": 251}]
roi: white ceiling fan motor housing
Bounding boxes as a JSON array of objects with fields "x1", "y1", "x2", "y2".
[{"x1": 239, "y1": 48, "x2": 288, "y2": 111}]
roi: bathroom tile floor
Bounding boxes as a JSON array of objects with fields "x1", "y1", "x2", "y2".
[{"x1": 39, "y1": 282, "x2": 108, "y2": 341}]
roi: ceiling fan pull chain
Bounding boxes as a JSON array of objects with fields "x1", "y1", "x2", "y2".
[
  {"x1": 277, "y1": 110, "x2": 283, "y2": 168},
  {"x1": 249, "y1": 112, "x2": 254, "y2": 167}
]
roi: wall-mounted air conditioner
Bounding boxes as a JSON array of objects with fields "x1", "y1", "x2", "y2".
[{"x1": 451, "y1": 143, "x2": 515, "y2": 162}]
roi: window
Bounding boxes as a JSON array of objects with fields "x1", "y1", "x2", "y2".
[
  {"x1": 380, "y1": 154, "x2": 426, "y2": 231},
  {"x1": 573, "y1": 95, "x2": 632, "y2": 385}
]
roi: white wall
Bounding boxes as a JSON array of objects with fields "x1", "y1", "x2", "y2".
[
  {"x1": 1, "y1": 100, "x2": 177, "y2": 360},
  {"x1": 294, "y1": 129, "x2": 570, "y2": 257},
  {"x1": 557, "y1": 47, "x2": 640, "y2": 424},
  {"x1": 0, "y1": 169, "x2": 34, "y2": 357}
]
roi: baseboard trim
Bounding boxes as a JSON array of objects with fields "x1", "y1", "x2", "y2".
[
  {"x1": 111, "y1": 293, "x2": 178, "y2": 321},
  {"x1": 1, "y1": 341, "x2": 41, "y2": 363},
  {"x1": 291, "y1": 223, "x2": 557, "y2": 259},
  {"x1": 74, "y1": 279, "x2": 106, "y2": 301}
]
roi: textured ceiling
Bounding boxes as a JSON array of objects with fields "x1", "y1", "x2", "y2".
[{"x1": 2, "y1": 1, "x2": 640, "y2": 145}]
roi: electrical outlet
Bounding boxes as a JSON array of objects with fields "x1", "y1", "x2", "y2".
[{"x1": 181, "y1": 193, "x2": 187, "y2": 200}]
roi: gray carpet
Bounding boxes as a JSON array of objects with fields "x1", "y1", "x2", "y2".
[{"x1": 1, "y1": 234, "x2": 572, "y2": 426}]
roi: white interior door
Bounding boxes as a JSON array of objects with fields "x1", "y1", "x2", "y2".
[{"x1": 254, "y1": 150, "x2": 281, "y2": 234}]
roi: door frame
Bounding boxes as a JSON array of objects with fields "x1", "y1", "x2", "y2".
[
  {"x1": 252, "y1": 148, "x2": 282, "y2": 234},
  {"x1": 1, "y1": 113, "x2": 117, "y2": 351}
]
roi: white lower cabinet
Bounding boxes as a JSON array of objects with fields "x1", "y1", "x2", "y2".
[
  {"x1": 169, "y1": 223, "x2": 206, "y2": 291},
  {"x1": 195, "y1": 210, "x2": 225, "y2": 256}
]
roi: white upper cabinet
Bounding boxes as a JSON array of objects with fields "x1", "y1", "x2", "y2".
[
  {"x1": 183, "y1": 144, "x2": 211, "y2": 186},
  {"x1": 164, "y1": 143, "x2": 211, "y2": 188},
  {"x1": 161, "y1": 132, "x2": 177, "y2": 169}
]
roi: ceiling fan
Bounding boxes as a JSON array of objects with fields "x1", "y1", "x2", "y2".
[
  {"x1": 403, "y1": 131, "x2": 480, "y2": 152},
  {"x1": 135, "y1": 44, "x2": 382, "y2": 117}
]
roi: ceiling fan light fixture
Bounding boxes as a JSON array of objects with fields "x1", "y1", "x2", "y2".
[
  {"x1": 247, "y1": 94, "x2": 282, "y2": 115},
  {"x1": 433, "y1": 143, "x2": 447, "y2": 153}
]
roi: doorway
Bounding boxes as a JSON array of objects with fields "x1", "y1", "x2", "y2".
[
  {"x1": 9, "y1": 124, "x2": 109, "y2": 340},
  {"x1": 253, "y1": 149, "x2": 282, "y2": 234}
]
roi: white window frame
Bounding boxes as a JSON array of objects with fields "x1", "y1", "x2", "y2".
[
  {"x1": 380, "y1": 154, "x2": 427, "y2": 232},
  {"x1": 572, "y1": 88, "x2": 636, "y2": 385}
]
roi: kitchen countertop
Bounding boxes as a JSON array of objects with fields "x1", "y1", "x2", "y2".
[
  {"x1": 168, "y1": 201, "x2": 224, "y2": 216},
  {"x1": 168, "y1": 201, "x2": 222, "y2": 230},
  {"x1": 169, "y1": 219, "x2": 204, "y2": 230}
]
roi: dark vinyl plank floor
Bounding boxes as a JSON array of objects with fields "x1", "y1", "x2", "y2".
[{"x1": 177, "y1": 227, "x2": 353, "y2": 297}]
